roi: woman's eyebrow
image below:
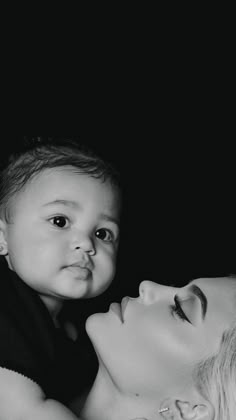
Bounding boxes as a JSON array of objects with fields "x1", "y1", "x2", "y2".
[{"x1": 189, "y1": 284, "x2": 208, "y2": 319}]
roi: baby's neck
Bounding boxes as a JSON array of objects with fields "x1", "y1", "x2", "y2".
[
  {"x1": 81, "y1": 367, "x2": 161, "y2": 420},
  {"x1": 39, "y1": 294, "x2": 63, "y2": 325}
]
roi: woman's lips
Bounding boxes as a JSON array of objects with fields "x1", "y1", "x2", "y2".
[
  {"x1": 110, "y1": 297, "x2": 130, "y2": 323},
  {"x1": 110, "y1": 302, "x2": 123, "y2": 322},
  {"x1": 121, "y1": 296, "x2": 130, "y2": 321}
]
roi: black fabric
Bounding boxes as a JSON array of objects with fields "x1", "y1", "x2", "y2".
[{"x1": 0, "y1": 257, "x2": 97, "y2": 404}]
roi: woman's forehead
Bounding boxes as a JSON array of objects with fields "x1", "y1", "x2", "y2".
[
  {"x1": 188, "y1": 277, "x2": 236, "y2": 314},
  {"x1": 188, "y1": 276, "x2": 236, "y2": 291}
]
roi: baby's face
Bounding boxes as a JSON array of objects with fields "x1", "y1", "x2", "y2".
[{"x1": 2, "y1": 166, "x2": 120, "y2": 308}]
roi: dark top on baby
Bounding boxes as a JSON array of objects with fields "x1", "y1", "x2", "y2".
[{"x1": 0, "y1": 257, "x2": 97, "y2": 405}]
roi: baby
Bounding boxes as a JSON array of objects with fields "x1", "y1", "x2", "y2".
[{"x1": 0, "y1": 137, "x2": 121, "y2": 419}]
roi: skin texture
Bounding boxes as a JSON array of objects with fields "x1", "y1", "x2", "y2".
[
  {"x1": 0, "y1": 166, "x2": 120, "y2": 315},
  {"x1": 83, "y1": 277, "x2": 236, "y2": 419}
]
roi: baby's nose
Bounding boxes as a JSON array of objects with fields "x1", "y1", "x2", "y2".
[{"x1": 72, "y1": 231, "x2": 96, "y2": 255}]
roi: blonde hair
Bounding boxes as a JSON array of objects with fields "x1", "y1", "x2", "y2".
[{"x1": 194, "y1": 322, "x2": 236, "y2": 420}]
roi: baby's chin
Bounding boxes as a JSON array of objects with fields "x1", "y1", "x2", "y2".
[{"x1": 60, "y1": 279, "x2": 94, "y2": 299}]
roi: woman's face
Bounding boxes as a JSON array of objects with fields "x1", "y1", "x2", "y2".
[{"x1": 86, "y1": 277, "x2": 236, "y2": 397}]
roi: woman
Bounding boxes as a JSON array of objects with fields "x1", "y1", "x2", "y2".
[
  {"x1": 1, "y1": 276, "x2": 235, "y2": 419},
  {"x1": 79, "y1": 276, "x2": 236, "y2": 420}
]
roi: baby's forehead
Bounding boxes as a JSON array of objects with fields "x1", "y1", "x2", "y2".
[
  {"x1": 5, "y1": 167, "x2": 82, "y2": 205},
  {"x1": 28, "y1": 166, "x2": 116, "y2": 187},
  {"x1": 9, "y1": 166, "x2": 119, "y2": 210},
  {"x1": 16, "y1": 166, "x2": 91, "y2": 192}
]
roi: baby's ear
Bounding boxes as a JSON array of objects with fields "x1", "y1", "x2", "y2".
[
  {"x1": 175, "y1": 400, "x2": 214, "y2": 420},
  {"x1": 0, "y1": 219, "x2": 8, "y2": 255}
]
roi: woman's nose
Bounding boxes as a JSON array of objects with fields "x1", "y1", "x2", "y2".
[{"x1": 139, "y1": 280, "x2": 170, "y2": 304}]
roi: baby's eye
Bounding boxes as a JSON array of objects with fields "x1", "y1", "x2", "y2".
[
  {"x1": 95, "y1": 228, "x2": 114, "y2": 242},
  {"x1": 50, "y1": 216, "x2": 69, "y2": 228}
]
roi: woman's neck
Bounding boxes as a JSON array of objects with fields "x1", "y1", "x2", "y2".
[{"x1": 80, "y1": 366, "x2": 162, "y2": 420}]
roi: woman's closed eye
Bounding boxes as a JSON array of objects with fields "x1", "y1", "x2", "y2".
[{"x1": 171, "y1": 295, "x2": 192, "y2": 324}]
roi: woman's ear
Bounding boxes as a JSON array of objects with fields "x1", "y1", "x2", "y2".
[
  {"x1": 0, "y1": 219, "x2": 8, "y2": 255},
  {"x1": 159, "y1": 396, "x2": 214, "y2": 420},
  {"x1": 175, "y1": 399, "x2": 214, "y2": 420}
]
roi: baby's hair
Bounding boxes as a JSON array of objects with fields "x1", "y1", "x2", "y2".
[{"x1": 0, "y1": 137, "x2": 121, "y2": 222}]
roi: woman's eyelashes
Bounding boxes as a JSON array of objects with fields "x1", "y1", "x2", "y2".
[{"x1": 172, "y1": 295, "x2": 192, "y2": 324}]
